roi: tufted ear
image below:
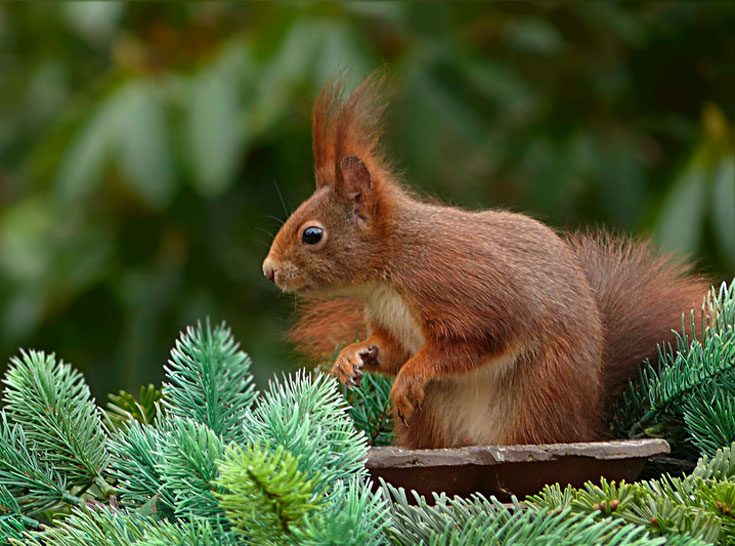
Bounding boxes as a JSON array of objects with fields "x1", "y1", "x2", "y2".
[
  {"x1": 340, "y1": 155, "x2": 371, "y2": 194},
  {"x1": 339, "y1": 155, "x2": 376, "y2": 225}
]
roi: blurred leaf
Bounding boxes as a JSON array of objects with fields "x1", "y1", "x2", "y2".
[
  {"x1": 187, "y1": 44, "x2": 247, "y2": 198},
  {"x1": 502, "y1": 17, "x2": 563, "y2": 54},
  {"x1": 577, "y1": 3, "x2": 644, "y2": 46},
  {"x1": 251, "y1": 19, "x2": 323, "y2": 133},
  {"x1": 524, "y1": 139, "x2": 568, "y2": 215},
  {"x1": 654, "y1": 158, "x2": 707, "y2": 255},
  {"x1": 54, "y1": 96, "x2": 118, "y2": 205},
  {"x1": 403, "y1": 62, "x2": 520, "y2": 199},
  {"x1": 1, "y1": 291, "x2": 43, "y2": 343},
  {"x1": 597, "y1": 135, "x2": 646, "y2": 228},
  {"x1": 63, "y1": 2, "x2": 123, "y2": 45},
  {"x1": 455, "y1": 57, "x2": 536, "y2": 120},
  {"x1": 268, "y1": 18, "x2": 323, "y2": 83},
  {"x1": 712, "y1": 154, "x2": 735, "y2": 267},
  {"x1": 314, "y1": 21, "x2": 373, "y2": 84},
  {"x1": 702, "y1": 102, "x2": 730, "y2": 144},
  {"x1": 115, "y1": 82, "x2": 175, "y2": 208},
  {"x1": 56, "y1": 82, "x2": 175, "y2": 208},
  {"x1": 0, "y1": 197, "x2": 54, "y2": 281},
  {"x1": 0, "y1": 196, "x2": 112, "y2": 341}
]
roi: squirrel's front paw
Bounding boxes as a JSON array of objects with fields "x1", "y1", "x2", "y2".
[
  {"x1": 331, "y1": 343, "x2": 379, "y2": 389},
  {"x1": 391, "y1": 370, "x2": 426, "y2": 426}
]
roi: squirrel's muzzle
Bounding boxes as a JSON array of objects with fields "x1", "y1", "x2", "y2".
[{"x1": 262, "y1": 256, "x2": 278, "y2": 283}]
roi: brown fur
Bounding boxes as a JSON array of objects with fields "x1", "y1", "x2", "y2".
[
  {"x1": 263, "y1": 73, "x2": 710, "y2": 448},
  {"x1": 566, "y1": 233, "x2": 709, "y2": 401},
  {"x1": 289, "y1": 298, "x2": 366, "y2": 362}
]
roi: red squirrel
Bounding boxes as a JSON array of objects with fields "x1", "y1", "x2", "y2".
[{"x1": 262, "y1": 74, "x2": 709, "y2": 449}]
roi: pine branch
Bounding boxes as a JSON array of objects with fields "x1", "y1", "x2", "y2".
[
  {"x1": 135, "y1": 519, "x2": 238, "y2": 546},
  {"x1": 0, "y1": 513, "x2": 26, "y2": 545},
  {"x1": 245, "y1": 370, "x2": 368, "y2": 492},
  {"x1": 684, "y1": 390, "x2": 735, "y2": 457},
  {"x1": 694, "y1": 442, "x2": 735, "y2": 481},
  {"x1": 528, "y1": 469, "x2": 734, "y2": 543},
  {"x1": 106, "y1": 385, "x2": 162, "y2": 430},
  {"x1": 530, "y1": 478, "x2": 641, "y2": 517},
  {"x1": 343, "y1": 372, "x2": 394, "y2": 447},
  {"x1": 214, "y1": 442, "x2": 322, "y2": 544},
  {"x1": 382, "y1": 482, "x2": 676, "y2": 546},
  {"x1": 2, "y1": 351, "x2": 110, "y2": 492},
  {"x1": 156, "y1": 418, "x2": 225, "y2": 526},
  {"x1": 691, "y1": 481, "x2": 735, "y2": 539},
  {"x1": 429, "y1": 510, "x2": 672, "y2": 546},
  {"x1": 645, "y1": 328, "x2": 735, "y2": 423},
  {"x1": 1, "y1": 484, "x2": 42, "y2": 541},
  {"x1": 162, "y1": 320, "x2": 255, "y2": 444},
  {"x1": 291, "y1": 477, "x2": 389, "y2": 546},
  {"x1": 624, "y1": 494, "x2": 720, "y2": 544},
  {"x1": 107, "y1": 420, "x2": 174, "y2": 513},
  {"x1": 0, "y1": 412, "x2": 80, "y2": 516},
  {"x1": 23, "y1": 506, "x2": 148, "y2": 546}
]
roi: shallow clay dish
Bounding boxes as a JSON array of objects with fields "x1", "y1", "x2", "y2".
[{"x1": 367, "y1": 439, "x2": 670, "y2": 500}]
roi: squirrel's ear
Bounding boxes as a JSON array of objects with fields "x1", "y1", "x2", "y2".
[
  {"x1": 339, "y1": 155, "x2": 376, "y2": 224},
  {"x1": 340, "y1": 155, "x2": 371, "y2": 194}
]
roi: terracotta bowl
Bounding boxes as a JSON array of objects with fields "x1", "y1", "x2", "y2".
[{"x1": 367, "y1": 439, "x2": 670, "y2": 500}]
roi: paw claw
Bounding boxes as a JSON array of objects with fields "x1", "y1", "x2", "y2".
[
  {"x1": 332, "y1": 342, "x2": 380, "y2": 389},
  {"x1": 362, "y1": 345, "x2": 379, "y2": 365},
  {"x1": 390, "y1": 372, "x2": 427, "y2": 428}
]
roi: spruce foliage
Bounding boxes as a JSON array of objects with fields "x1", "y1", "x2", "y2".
[
  {"x1": 106, "y1": 384, "x2": 162, "y2": 428},
  {"x1": 2, "y1": 351, "x2": 110, "y2": 491},
  {"x1": 245, "y1": 370, "x2": 369, "y2": 492},
  {"x1": 0, "y1": 320, "x2": 385, "y2": 545},
  {"x1": 382, "y1": 483, "x2": 690, "y2": 546},
  {"x1": 22, "y1": 508, "x2": 149, "y2": 546},
  {"x1": 291, "y1": 477, "x2": 389, "y2": 546},
  {"x1": 214, "y1": 443, "x2": 322, "y2": 542},
  {"x1": 0, "y1": 411, "x2": 78, "y2": 516},
  {"x1": 162, "y1": 320, "x2": 255, "y2": 444},
  {"x1": 343, "y1": 371, "x2": 394, "y2": 447},
  {"x1": 107, "y1": 419, "x2": 172, "y2": 511},
  {"x1": 157, "y1": 418, "x2": 225, "y2": 525}
]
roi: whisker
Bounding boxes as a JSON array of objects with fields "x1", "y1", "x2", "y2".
[
  {"x1": 273, "y1": 180, "x2": 289, "y2": 216},
  {"x1": 266, "y1": 215, "x2": 285, "y2": 227},
  {"x1": 257, "y1": 227, "x2": 275, "y2": 239}
]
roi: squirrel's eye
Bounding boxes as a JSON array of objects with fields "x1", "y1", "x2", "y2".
[{"x1": 302, "y1": 226, "x2": 323, "y2": 245}]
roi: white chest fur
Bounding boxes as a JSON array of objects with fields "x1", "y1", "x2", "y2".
[
  {"x1": 365, "y1": 285, "x2": 425, "y2": 354},
  {"x1": 427, "y1": 352, "x2": 519, "y2": 446}
]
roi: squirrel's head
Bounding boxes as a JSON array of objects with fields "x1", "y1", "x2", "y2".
[{"x1": 263, "y1": 73, "x2": 396, "y2": 295}]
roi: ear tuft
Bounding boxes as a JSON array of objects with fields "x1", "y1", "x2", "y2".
[{"x1": 340, "y1": 155, "x2": 371, "y2": 198}]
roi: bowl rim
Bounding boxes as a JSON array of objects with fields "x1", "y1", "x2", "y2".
[{"x1": 366, "y1": 439, "x2": 670, "y2": 469}]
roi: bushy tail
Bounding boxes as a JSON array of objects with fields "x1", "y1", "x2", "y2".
[
  {"x1": 567, "y1": 232, "x2": 710, "y2": 399},
  {"x1": 289, "y1": 297, "x2": 366, "y2": 363}
]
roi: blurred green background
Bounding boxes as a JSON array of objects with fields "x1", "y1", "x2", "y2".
[{"x1": 0, "y1": 2, "x2": 733, "y2": 397}]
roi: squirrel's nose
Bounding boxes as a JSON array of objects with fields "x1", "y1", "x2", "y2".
[{"x1": 262, "y1": 256, "x2": 278, "y2": 283}]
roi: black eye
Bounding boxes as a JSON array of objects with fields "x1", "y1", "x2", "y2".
[{"x1": 302, "y1": 226, "x2": 323, "y2": 245}]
